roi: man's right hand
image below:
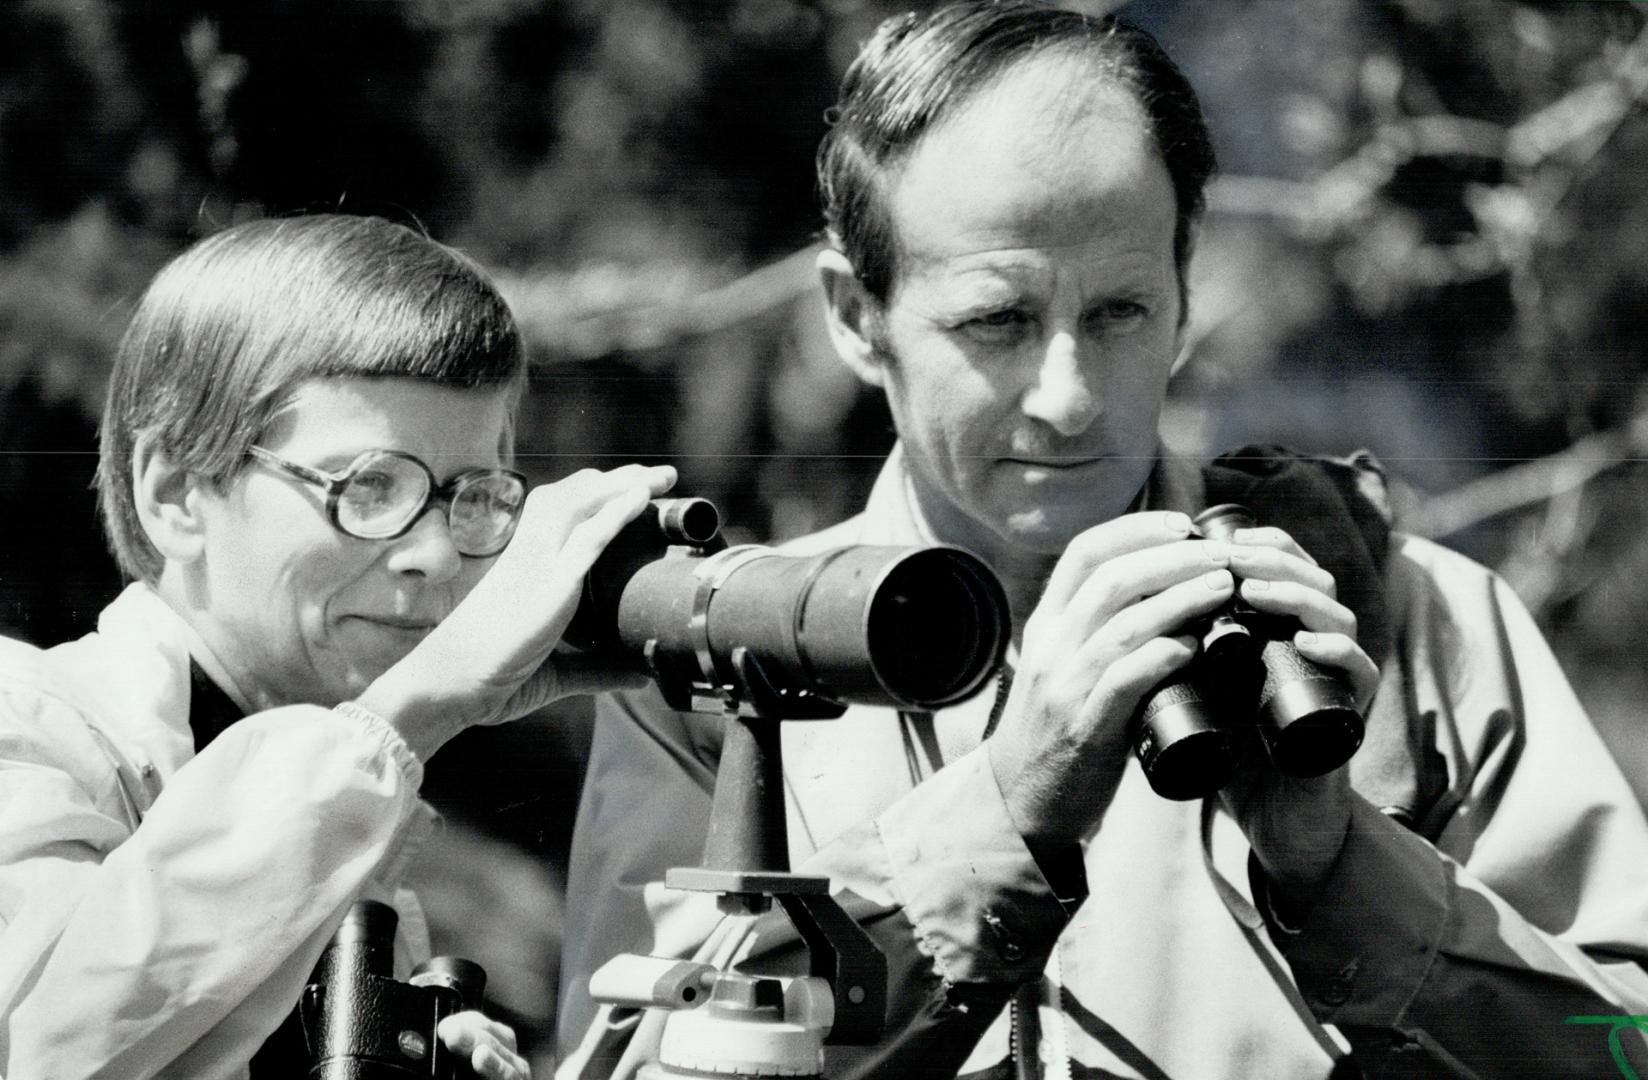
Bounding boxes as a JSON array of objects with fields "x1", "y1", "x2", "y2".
[
  {"x1": 985, "y1": 510, "x2": 1236, "y2": 842},
  {"x1": 356, "y1": 464, "x2": 678, "y2": 761}
]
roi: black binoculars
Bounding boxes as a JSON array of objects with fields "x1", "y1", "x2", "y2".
[
  {"x1": 300, "y1": 900, "x2": 487, "y2": 1079},
  {"x1": 564, "y1": 497, "x2": 1010, "y2": 719},
  {"x1": 1132, "y1": 504, "x2": 1365, "y2": 801}
]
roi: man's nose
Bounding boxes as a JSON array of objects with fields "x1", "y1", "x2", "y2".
[
  {"x1": 1020, "y1": 331, "x2": 1099, "y2": 437},
  {"x1": 384, "y1": 505, "x2": 465, "y2": 583}
]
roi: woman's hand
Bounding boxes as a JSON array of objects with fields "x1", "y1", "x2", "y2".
[
  {"x1": 357, "y1": 464, "x2": 677, "y2": 760},
  {"x1": 437, "y1": 1010, "x2": 531, "y2": 1080}
]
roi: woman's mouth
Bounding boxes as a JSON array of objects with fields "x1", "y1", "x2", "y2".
[{"x1": 345, "y1": 613, "x2": 438, "y2": 634}]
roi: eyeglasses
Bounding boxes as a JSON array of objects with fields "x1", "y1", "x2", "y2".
[{"x1": 248, "y1": 446, "x2": 528, "y2": 558}]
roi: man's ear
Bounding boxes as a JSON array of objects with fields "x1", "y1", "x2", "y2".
[
  {"x1": 131, "y1": 438, "x2": 209, "y2": 564},
  {"x1": 817, "y1": 248, "x2": 887, "y2": 388},
  {"x1": 1168, "y1": 280, "x2": 1193, "y2": 379}
]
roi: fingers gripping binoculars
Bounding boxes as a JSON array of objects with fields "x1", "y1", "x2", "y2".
[
  {"x1": 565, "y1": 498, "x2": 1010, "y2": 719},
  {"x1": 1132, "y1": 504, "x2": 1365, "y2": 801},
  {"x1": 301, "y1": 901, "x2": 487, "y2": 1079}
]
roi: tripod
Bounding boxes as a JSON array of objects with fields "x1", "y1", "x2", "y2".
[{"x1": 588, "y1": 655, "x2": 887, "y2": 1080}]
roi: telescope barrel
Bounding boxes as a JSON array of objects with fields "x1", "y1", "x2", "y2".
[
  {"x1": 565, "y1": 497, "x2": 1009, "y2": 714},
  {"x1": 607, "y1": 544, "x2": 1009, "y2": 712}
]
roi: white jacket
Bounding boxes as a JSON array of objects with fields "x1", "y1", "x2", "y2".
[{"x1": 0, "y1": 583, "x2": 436, "y2": 1079}]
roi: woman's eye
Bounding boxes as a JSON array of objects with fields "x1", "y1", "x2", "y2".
[{"x1": 347, "y1": 470, "x2": 399, "y2": 507}]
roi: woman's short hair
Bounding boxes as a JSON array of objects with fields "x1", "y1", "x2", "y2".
[
  {"x1": 817, "y1": 0, "x2": 1217, "y2": 306},
  {"x1": 97, "y1": 213, "x2": 527, "y2": 582}
]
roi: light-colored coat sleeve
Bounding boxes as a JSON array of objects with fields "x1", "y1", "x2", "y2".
[
  {"x1": 1272, "y1": 536, "x2": 1648, "y2": 1077},
  {"x1": 0, "y1": 695, "x2": 434, "y2": 1080}
]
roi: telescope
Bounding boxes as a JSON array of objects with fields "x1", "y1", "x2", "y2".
[
  {"x1": 564, "y1": 497, "x2": 1010, "y2": 720},
  {"x1": 581, "y1": 498, "x2": 1012, "y2": 1078}
]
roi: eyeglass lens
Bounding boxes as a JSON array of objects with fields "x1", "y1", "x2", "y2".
[
  {"x1": 335, "y1": 454, "x2": 524, "y2": 555},
  {"x1": 336, "y1": 455, "x2": 429, "y2": 538},
  {"x1": 448, "y1": 472, "x2": 526, "y2": 554}
]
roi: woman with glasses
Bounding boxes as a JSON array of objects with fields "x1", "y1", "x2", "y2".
[{"x1": 0, "y1": 214, "x2": 674, "y2": 1079}]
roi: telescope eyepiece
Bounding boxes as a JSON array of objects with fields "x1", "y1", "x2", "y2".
[{"x1": 655, "y1": 497, "x2": 721, "y2": 546}]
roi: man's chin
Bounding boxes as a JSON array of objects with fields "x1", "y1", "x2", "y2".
[{"x1": 1000, "y1": 506, "x2": 1106, "y2": 554}]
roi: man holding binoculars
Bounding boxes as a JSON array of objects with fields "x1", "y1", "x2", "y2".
[{"x1": 559, "y1": 4, "x2": 1648, "y2": 1078}]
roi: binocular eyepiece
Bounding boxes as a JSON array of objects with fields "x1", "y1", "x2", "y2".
[
  {"x1": 565, "y1": 498, "x2": 1011, "y2": 719},
  {"x1": 301, "y1": 901, "x2": 487, "y2": 1079},
  {"x1": 1132, "y1": 504, "x2": 1365, "y2": 801}
]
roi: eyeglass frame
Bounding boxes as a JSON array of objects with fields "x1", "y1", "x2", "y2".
[{"x1": 246, "y1": 445, "x2": 529, "y2": 558}]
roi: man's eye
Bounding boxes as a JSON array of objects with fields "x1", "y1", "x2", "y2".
[
  {"x1": 1091, "y1": 300, "x2": 1149, "y2": 325},
  {"x1": 961, "y1": 309, "x2": 1030, "y2": 341}
]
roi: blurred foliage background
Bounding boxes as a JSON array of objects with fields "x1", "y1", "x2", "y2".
[{"x1": 4, "y1": 0, "x2": 1647, "y2": 1066}]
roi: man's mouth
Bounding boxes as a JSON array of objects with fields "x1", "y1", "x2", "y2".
[{"x1": 1003, "y1": 456, "x2": 1103, "y2": 471}]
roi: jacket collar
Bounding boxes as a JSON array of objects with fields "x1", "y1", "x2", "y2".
[{"x1": 76, "y1": 582, "x2": 234, "y2": 787}]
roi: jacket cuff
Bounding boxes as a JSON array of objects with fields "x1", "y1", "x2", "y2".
[
  {"x1": 1273, "y1": 797, "x2": 1450, "y2": 1026},
  {"x1": 334, "y1": 700, "x2": 425, "y2": 791},
  {"x1": 874, "y1": 746, "x2": 1077, "y2": 985}
]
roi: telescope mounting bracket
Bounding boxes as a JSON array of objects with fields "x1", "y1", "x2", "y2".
[{"x1": 664, "y1": 868, "x2": 887, "y2": 1046}]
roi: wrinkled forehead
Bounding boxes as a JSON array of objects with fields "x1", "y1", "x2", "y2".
[{"x1": 884, "y1": 53, "x2": 1176, "y2": 285}]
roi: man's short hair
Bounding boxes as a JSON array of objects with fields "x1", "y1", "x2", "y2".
[
  {"x1": 97, "y1": 213, "x2": 527, "y2": 582},
  {"x1": 817, "y1": 0, "x2": 1217, "y2": 305}
]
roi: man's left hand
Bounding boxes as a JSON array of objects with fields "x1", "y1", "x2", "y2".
[
  {"x1": 437, "y1": 1010, "x2": 531, "y2": 1080},
  {"x1": 1213, "y1": 526, "x2": 1382, "y2": 916}
]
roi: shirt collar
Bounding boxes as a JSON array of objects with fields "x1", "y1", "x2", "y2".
[{"x1": 88, "y1": 582, "x2": 256, "y2": 779}]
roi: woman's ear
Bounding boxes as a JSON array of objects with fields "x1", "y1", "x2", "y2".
[
  {"x1": 817, "y1": 248, "x2": 888, "y2": 388},
  {"x1": 131, "y1": 438, "x2": 209, "y2": 565}
]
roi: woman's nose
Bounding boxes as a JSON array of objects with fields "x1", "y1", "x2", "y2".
[{"x1": 383, "y1": 505, "x2": 464, "y2": 583}]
